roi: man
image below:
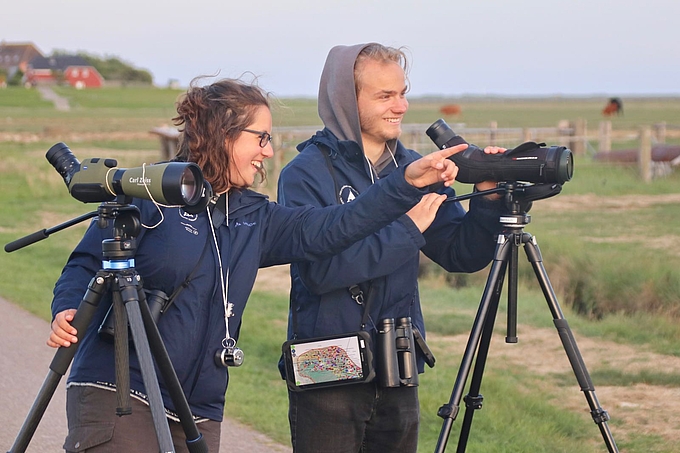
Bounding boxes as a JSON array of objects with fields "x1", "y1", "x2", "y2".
[{"x1": 277, "y1": 43, "x2": 505, "y2": 452}]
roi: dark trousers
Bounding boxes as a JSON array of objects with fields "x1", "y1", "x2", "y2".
[
  {"x1": 288, "y1": 382, "x2": 419, "y2": 453},
  {"x1": 64, "y1": 385, "x2": 221, "y2": 452}
]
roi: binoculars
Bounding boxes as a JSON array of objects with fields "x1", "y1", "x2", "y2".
[
  {"x1": 98, "y1": 289, "x2": 168, "y2": 343},
  {"x1": 376, "y1": 317, "x2": 419, "y2": 387}
]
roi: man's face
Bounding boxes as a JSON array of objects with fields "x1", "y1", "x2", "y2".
[{"x1": 356, "y1": 59, "x2": 409, "y2": 151}]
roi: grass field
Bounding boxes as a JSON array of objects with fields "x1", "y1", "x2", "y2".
[{"x1": 2, "y1": 86, "x2": 680, "y2": 451}]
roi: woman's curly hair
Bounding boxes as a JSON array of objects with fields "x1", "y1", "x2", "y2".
[{"x1": 173, "y1": 77, "x2": 270, "y2": 193}]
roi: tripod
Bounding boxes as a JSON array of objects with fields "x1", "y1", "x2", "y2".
[
  {"x1": 435, "y1": 182, "x2": 619, "y2": 453},
  {"x1": 6, "y1": 201, "x2": 208, "y2": 453}
]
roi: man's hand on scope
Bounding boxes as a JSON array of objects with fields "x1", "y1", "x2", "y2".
[{"x1": 475, "y1": 146, "x2": 507, "y2": 196}]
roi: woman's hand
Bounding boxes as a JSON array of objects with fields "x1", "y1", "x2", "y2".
[{"x1": 47, "y1": 309, "x2": 78, "y2": 348}]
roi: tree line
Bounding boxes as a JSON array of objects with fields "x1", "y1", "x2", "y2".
[
  {"x1": 1, "y1": 51, "x2": 154, "y2": 86},
  {"x1": 55, "y1": 50, "x2": 153, "y2": 84}
]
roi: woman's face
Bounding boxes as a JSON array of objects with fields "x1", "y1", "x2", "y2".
[{"x1": 229, "y1": 105, "x2": 274, "y2": 188}]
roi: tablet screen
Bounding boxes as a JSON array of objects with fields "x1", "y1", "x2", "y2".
[{"x1": 288, "y1": 335, "x2": 368, "y2": 387}]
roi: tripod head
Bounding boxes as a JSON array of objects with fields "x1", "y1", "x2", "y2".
[
  {"x1": 499, "y1": 182, "x2": 562, "y2": 228},
  {"x1": 445, "y1": 181, "x2": 562, "y2": 229},
  {"x1": 96, "y1": 201, "x2": 141, "y2": 268}
]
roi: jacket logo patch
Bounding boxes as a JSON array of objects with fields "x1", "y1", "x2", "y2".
[
  {"x1": 181, "y1": 222, "x2": 199, "y2": 235},
  {"x1": 179, "y1": 209, "x2": 198, "y2": 222},
  {"x1": 339, "y1": 185, "x2": 359, "y2": 204}
]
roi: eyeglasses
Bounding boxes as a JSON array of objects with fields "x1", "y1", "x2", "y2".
[{"x1": 242, "y1": 129, "x2": 273, "y2": 148}]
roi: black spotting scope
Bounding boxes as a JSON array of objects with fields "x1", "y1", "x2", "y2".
[{"x1": 426, "y1": 119, "x2": 573, "y2": 185}]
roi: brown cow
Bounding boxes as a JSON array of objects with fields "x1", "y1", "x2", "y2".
[
  {"x1": 602, "y1": 97, "x2": 623, "y2": 116},
  {"x1": 439, "y1": 104, "x2": 462, "y2": 116}
]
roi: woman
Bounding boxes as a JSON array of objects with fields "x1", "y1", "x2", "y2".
[{"x1": 47, "y1": 77, "x2": 463, "y2": 452}]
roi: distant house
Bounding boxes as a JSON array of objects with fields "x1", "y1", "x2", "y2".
[
  {"x1": 0, "y1": 41, "x2": 44, "y2": 79},
  {"x1": 25, "y1": 55, "x2": 104, "y2": 88}
]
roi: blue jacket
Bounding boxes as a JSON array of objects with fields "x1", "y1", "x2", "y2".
[
  {"x1": 51, "y1": 169, "x2": 427, "y2": 421},
  {"x1": 277, "y1": 129, "x2": 504, "y2": 372}
]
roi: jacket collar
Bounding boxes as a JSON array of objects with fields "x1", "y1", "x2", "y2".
[
  {"x1": 210, "y1": 190, "x2": 269, "y2": 225},
  {"x1": 299, "y1": 128, "x2": 408, "y2": 165}
]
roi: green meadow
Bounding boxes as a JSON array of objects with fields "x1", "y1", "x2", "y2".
[{"x1": 1, "y1": 86, "x2": 680, "y2": 452}]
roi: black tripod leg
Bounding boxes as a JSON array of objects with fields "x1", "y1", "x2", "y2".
[
  {"x1": 523, "y1": 234, "x2": 620, "y2": 453},
  {"x1": 8, "y1": 272, "x2": 109, "y2": 453},
  {"x1": 118, "y1": 279, "x2": 176, "y2": 453},
  {"x1": 111, "y1": 289, "x2": 132, "y2": 415},
  {"x1": 435, "y1": 235, "x2": 512, "y2": 453},
  {"x1": 138, "y1": 289, "x2": 209, "y2": 453},
  {"x1": 456, "y1": 280, "x2": 503, "y2": 453}
]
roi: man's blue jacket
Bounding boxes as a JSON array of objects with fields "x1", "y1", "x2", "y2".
[{"x1": 278, "y1": 129, "x2": 504, "y2": 373}]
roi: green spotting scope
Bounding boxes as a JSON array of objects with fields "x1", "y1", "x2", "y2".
[{"x1": 46, "y1": 142, "x2": 206, "y2": 207}]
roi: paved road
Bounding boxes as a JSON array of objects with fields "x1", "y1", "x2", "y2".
[{"x1": 0, "y1": 296, "x2": 291, "y2": 453}]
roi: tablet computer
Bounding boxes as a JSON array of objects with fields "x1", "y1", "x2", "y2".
[{"x1": 282, "y1": 331, "x2": 375, "y2": 391}]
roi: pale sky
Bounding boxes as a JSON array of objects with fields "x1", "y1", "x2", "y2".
[{"x1": 3, "y1": 0, "x2": 678, "y2": 97}]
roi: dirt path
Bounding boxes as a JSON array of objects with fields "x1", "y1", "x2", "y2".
[{"x1": 37, "y1": 86, "x2": 71, "y2": 112}]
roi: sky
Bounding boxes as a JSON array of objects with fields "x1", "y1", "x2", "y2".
[{"x1": 3, "y1": 0, "x2": 679, "y2": 98}]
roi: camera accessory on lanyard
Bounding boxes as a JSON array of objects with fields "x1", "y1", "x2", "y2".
[{"x1": 208, "y1": 193, "x2": 245, "y2": 368}]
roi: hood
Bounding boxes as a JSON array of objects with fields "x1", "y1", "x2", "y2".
[{"x1": 318, "y1": 43, "x2": 395, "y2": 156}]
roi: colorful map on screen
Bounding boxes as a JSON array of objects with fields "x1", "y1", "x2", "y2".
[{"x1": 290, "y1": 336, "x2": 364, "y2": 385}]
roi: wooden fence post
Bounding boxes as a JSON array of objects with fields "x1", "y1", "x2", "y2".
[
  {"x1": 569, "y1": 118, "x2": 587, "y2": 155},
  {"x1": 522, "y1": 128, "x2": 532, "y2": 142},
  {"x1": 489, "y1": 121, "x2": 497, "y2": 146},
  {"x1": 149, "y1": 126, "x2": 180, "y2": 160},
  {"x1": 407, "y1": 129, "x2": 419, "y2": 152},
  {"x1": 639, "y1": 125, "x2": 652, "y2": 183},
  {"x1": 557, "y1": 120, "x2": 570, "y2": 147},
  {"x1": 269, "y1": 133, "x2": 285, "y2": 193},
  {"x1": 654, "y1": 121, "x2": 667, "y2": 144},
  {"x1": 599, "y1": 121, "x2": 611, "y2": 152}
]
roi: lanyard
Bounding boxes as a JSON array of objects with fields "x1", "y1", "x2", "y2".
[{"x1": 206, "y1": 194, "x2": 236, "y2": 349}]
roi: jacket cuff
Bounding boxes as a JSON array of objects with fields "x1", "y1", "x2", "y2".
[{"x1": 397, "y1": 215, "x2": 427, "y2": 249}]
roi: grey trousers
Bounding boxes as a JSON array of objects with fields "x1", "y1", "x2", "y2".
[
  {"x1": 288, "y1": 382, "x2": 419, "y2": 453},
  {"x1": 64, "y1": 385, "x2": 221, "y2": 452}
]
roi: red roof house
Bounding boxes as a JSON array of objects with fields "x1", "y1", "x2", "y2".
[
  {"x1": 0, "y1": 41, "x2": 44, "y2": 78},
  {"x1": 25, "y1": 55, "x2": 104, "y2": 88}
]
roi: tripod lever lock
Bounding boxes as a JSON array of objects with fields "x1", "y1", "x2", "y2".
[
  {"x1": 591, "y1": 408, "x2": 611, "y2": 424},
  {"x1": 437, "y1": 403, "x2": 460, "y2": 421},
  {"x1": 463, "y1": 394, "x2": 484, "y2": 410}
]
